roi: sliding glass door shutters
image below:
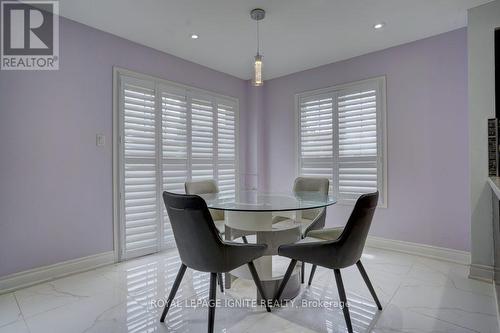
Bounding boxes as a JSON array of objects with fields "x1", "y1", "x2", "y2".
[{"x1": 116, "y1": 70, "x2": 238, "y2": 259}]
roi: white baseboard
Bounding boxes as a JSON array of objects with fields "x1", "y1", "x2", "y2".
[
  {"x1": 468, "y1": 263, "x2": 495, "y2": 282},
  {"x1": 0, "y1": 251, "x2": 115, "y2": 294},
  {"x1": 366, "y1": 236, "x2": 471, "y2": 266}
]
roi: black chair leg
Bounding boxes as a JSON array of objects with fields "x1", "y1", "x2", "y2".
[
  {"x1": 217, "y1": 273, "x2": 224, "y2": 293},
  {"x1": 160, "y1": 264, "x2": 187, "y2": 322},
  {"x1": 242, "y1": 236, "x2": 248, "y2": 244},
  {"x1": 208, "y1": 272, "x2": 217, "y2": 333},
  {"x1": 301, "y1": 261, "x2": 305, "y2": 284},
  {"x1": 247, "y1": 261, "x2": 271, "y2": 312},
  {"x1": 356, "y1": 260, "x2": 382, "y2": 310},
  {"x1": 333, "y1": 269, "x2": 352, "y2": 333},
  {"x1": 308, "y1": 264, "x2": 317, "y2": 286},
  {"x1": 273, "y1": 259, "x2": 297, "y2": 303}
]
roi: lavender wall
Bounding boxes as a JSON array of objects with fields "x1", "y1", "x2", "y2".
[
  {"x1": 0, "y1": 18, "x2": 469, "y2": 278},
  {"x1": 261, "y1": 28, "x2": 469, "y2": 251},
  {"x1": 0, "y1": 17, "x2": 248, "y2": 277}
]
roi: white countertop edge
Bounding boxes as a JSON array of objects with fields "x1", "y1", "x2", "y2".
[{"x1": 488, "y1": 177, "x2": 500, "y2": 199}]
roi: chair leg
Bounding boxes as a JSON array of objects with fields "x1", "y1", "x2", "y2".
[
  {"x1": 208, "y1": 272, "x2": 217, "y2": 333},
  {"x1": 356, "y1": 260, "x2": 382, "y2": 310},
  {"x1": 273, "y1": 259, "x2": 297, "y2": 303},
  {"x1": 217, "y1": 273, "x2": 224, "y2": 293},
  {"x1": 247, "y1": 261, "x2": 271, "y2": 312},
  {"x1": 333, "y1": 269, "x2": 353, "y2": 333},
  {"x1": 308, "y1": 264, "x2": 317, "y2": 286},
  {"x1": 301, "y1": 261, "x2": 305, "y2": 284},
  {"x1": 242, "y1": 236, "x2": 248, "y2": 244},
  {"x1": 160, "y1": 264, "x2": 187, "y2": 322}
]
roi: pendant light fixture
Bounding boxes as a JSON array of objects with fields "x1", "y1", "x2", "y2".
[{"x1": 251, "y1": 8, "x2": 265, "y2": 86}]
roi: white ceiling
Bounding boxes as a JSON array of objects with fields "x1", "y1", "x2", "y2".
[{"x1": 57, "y1": 0, "x2": 492, "y2": 80}]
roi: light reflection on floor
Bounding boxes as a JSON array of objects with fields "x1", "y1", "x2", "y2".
[{"x1": 1, "y1": 247, "x2": 498, "y2": 333}]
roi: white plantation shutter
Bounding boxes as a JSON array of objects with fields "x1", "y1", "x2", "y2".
[
  {"x1": 161, "y1": 89, "x2": 188, "y2": 192},
  {"x1": 117, "y1": 70, "x2": 239, "y2": 259},
  {"x1": 216, "y1": 98, "x2": 237, "y2": 198},
  {"x1": 191, "y1": 96, "x2": 215, "y2": 181},
  {"x1": 298, "y1": 94, "x2": 334, "y2": 193},
  {"x1": 161, "y1": 87, "x2": 188, "y2": 248},
  {"x1": 297, "y1": 77, "x2": 386, "y2": 205},
  {"x1": 337, "y1": 86, "x2": 379, "y2": 201},
  {"x1": 120, "y1": 77, "x2": 160, "y2": 259}
]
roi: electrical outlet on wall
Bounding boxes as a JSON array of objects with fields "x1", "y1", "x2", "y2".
[{"x1": 96, "y1": 134, "x2": 105, "y2": 146}]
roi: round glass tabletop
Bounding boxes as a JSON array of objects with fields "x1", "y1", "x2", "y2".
[{"x1": 199, "y1": 190, "x2": 336, "y2": 212}]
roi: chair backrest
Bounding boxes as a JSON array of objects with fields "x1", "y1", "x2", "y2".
[
  {"x1": 335, "y1": 191, "x2": 379, "y2": 268},
  {"x1": 185, "y1": 179, "x2": 219, "y2": 195},
  {"x1": 162, "y1": 191, "x2": 224, "y2": 272},
  {"x1": 293, "y1": 177, "x2": 329, "y2": 220},
  {"x1": 185, "y1": 180, "x2": 224, "y2": 221}
]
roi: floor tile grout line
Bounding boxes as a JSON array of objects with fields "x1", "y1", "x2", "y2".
[
  {"x1": 374, "y1": 256, "x2": 416, "y2": 329},
  {"x1": 400, "y1": 307, "x2": 483, "y2": 333},
  {"x1": 11, "y1": 280, "x2": 132, "y2": 323},
  {"x1": 382, "y1": 259, "x2": 489, "y2": 333},
  {"x1": 0, "y1": 296, "x2": 23, "y2": 329},
  {"x1": 13, "y1": 292, "x2": 32, "y2": 333},
  {"x1": 404, "y1": 259, "x2": 495, "y2": 299}
]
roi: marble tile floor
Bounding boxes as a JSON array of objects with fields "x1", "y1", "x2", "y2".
[{"x1": 0, "y1": 247, "x2": 498, "y2": 333}]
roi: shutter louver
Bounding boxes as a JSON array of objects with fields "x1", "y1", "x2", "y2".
[
  {"x1": 338, "y1": 90, "x2": 377, "y2": 157},
  {"x1": 161, "y1": 90, "x2": 188, "y2": 193},
  {"x1": 298, "y1": 95, "x2": 334, "y2": 192},
  {"x1": 161, "y1": 89, "x2": 188, "y2": 248},
  {"x1": 337, "y1": 88, "x2": 378, "y2": 200},
  {"x1": 217, "y1": 99, "x2": 237, "y2": 198},
  {"x1": 191, "y1": 97, "x2": 215, "y2": 181},
  {"x1": 122, "y1": 79, "x2": 159, "y2": 258}
]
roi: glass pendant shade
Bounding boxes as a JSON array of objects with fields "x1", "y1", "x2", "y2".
[
  {"x1": 252, "y1": 54, "x2": 263, "y2": 86},
  {"x1": 250, "y1": 8, "x2": 265, "y2": 87}
]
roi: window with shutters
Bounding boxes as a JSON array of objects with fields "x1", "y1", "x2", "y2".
[
  {"x1": 116, "y1": 69, "x2": 239, "y2": 260},
  {"x1": 296, "y1": 77, "x2": 387, "y2": 206}
]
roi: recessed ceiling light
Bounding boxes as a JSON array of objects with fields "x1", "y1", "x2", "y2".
[
  {"x1": 190, "y1": 33, "x2": 199, "y2": 39},
  {"x1": 373, "y1": 22, "x2": 385, "y2": 30}
]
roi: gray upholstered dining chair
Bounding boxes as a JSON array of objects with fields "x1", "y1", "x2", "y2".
[
  {"x1": 161, "y1": 191, "x2": 271, "y2": 333},
  {"x1": 293, "y1": 177, "x2": 330, "y2": 229},
  {"x1": 185, "y1": 180, "x2": 225, "y2": 234},
  {"x1": 306, "y1": 225, "x2": 343, "y2": 286},
  {"x1": 273, "y1": 192, "x2": 381, "y2": 333},
  {"x1": 186, "y1": 179, "x2": 249, "y2": 243},
  {"x1": 185, "y1": 180, "x2": 227, "y2": 292},
  {"x1": 273, "y1": 177, "x2": 330, "y2": 283},
  {"x1": 185, "y1": 179, "x2": 249, "y2": 292},
  {"x1": 274, "y1": 177, "x2": 330, "y2": 230}
]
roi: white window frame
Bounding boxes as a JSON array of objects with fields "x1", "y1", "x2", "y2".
[
  {"x1": 294, "y1": 76, "x2": 387, "y2": 207},
  {"x1": 112, "y1": 67, "x2": 240, "y2": 261}
]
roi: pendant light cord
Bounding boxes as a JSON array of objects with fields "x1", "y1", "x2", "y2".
[{"x1": 257, "y1": 20, "x2": 260, "y2": 55}]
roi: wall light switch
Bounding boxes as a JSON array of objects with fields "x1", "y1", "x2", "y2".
[{"x1": 96, "y1": 134, "x2": 105, "y2": 146}]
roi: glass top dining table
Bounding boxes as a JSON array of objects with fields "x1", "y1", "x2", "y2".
[
  {"x1": 199, "y1": 190, "x2": 337, "y2": 212},
  {"x1": 198, "y1": 190, "x2": 336, "y2": 300}
]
